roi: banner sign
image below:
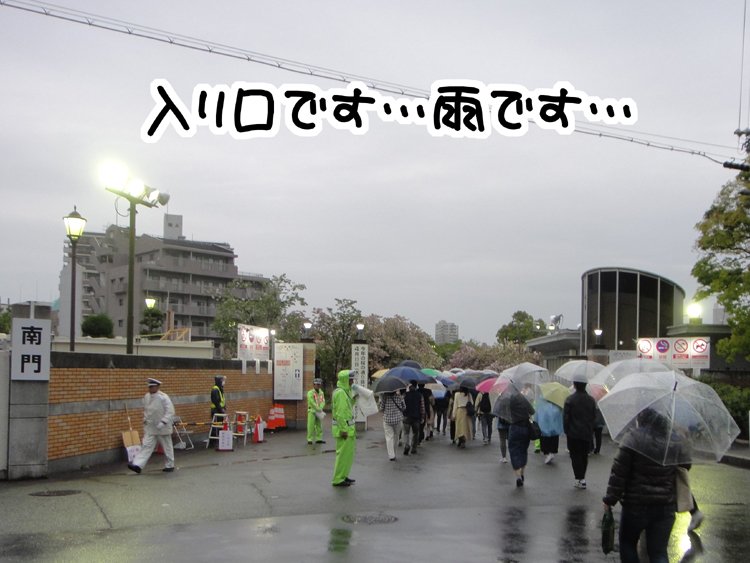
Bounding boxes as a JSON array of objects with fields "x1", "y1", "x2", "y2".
[
  {"x1": 636, "y1": 337, "x2": 710, "y2": 370},
  {"x1": 351, "y1": 343, "x2": 369, "y2": 423},
  {"x1": 11, "y1": 318, "x2": 51, "y2": 381},
  {"x1": 273, "y1": 343, "x2": 304, "y2": 400},
  {"x1": 237, "y1": 324, "x2": 270, "y2": 362}
]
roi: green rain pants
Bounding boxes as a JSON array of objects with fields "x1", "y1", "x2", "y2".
[
  {"x1": 332, "y1": 433, "x2": 356, "y2": 485},
  {"x1": 307, "y1": 411, "x2": 323, "y2": 443}
]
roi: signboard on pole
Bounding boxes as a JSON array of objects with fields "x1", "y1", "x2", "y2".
[
  {"x1": 11, "y1": 318, "x2": 51, "y2": 381},
  {"x1": 237, "y1": 324, "x2": 270, "y2": 362},
  {"x1": 273, "y1": 343, "x2": 304, "y2": 400},
  {"x1": 351, "y1": 343, "x2": 369, "y2": 423},
  {"x1": 635, "y1": 337, "x2": 710, "y2": 370}
]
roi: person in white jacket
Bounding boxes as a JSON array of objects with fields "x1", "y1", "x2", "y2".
[{"x1": 128, "y1": 378, "x2": 176, "y2": 473}]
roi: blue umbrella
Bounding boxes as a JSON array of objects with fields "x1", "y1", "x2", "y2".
[
  {"x1": 398, "y1": 360, "x2": 423, "y2": 370},
  {"x1": 384, "y1": 365, "x2": 432, "y2": 384}
]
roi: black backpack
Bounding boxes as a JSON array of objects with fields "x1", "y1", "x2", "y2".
[{"x1": 478, "y1": 392, "x2": 492, "y2": 413}]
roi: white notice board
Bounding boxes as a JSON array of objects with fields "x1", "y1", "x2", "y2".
[{"x1": 273, "y1": 343, "x2": 304, "y2": 400}]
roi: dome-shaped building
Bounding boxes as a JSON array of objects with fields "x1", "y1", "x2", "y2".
[{"x1": 581, "y1": 267, "x2": 685, "y2": 352}]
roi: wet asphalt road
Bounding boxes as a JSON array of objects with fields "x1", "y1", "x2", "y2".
[{"x1": 1, "y1": 417, "x2": 749, "y2": 562}]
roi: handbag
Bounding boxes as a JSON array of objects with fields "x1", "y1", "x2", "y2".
[
  {"x1": 601, "y1": 508, "x2": 615, "y2": 554},
  {"x1": 464, "y1": 398, "x2": 475, "y2": 417},
  {"x1": 675, "y1": 466, "x2": 695, "y2": 512},
  {"x1": 529, "y1": 420, "x2": 542, "y2": 441}
]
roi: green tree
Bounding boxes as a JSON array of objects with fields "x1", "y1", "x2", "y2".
[
  {"x1": 212, "y1": 274, "x2": 307, "y2": 355},
  {"x1": 496, "y1": 310, "x2": 547, "y2": 344},
  {"x1": 0, "y1": 309, "x2": 10, "y2": 333},
  {"x1": 434, "y1": 340, "x2": 462, "y2": 366},
  {"x1": 693, "y1": 176, "x2": 750, "y2": 361},
  {"x1": 311, "y1": 298, "x2": 363, "y2": 387},
  {"x1": 140, "y1": 307, "x2": 165, "y2": 335},
  {"x1": 81, "y1": 314, "x2": 114, "y2": 338}
]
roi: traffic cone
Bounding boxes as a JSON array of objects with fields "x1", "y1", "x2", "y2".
[
  {"x1": 274, "y1": 403, "x2": 286, "y2": 429},
  {"x1": 267, "y1": 407, "x2": 277, "y2": 431}
]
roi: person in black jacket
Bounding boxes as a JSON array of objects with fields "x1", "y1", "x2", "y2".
[
  {"x1": 602, "y1": 408, "x2": 687, "y2": 563},
  {"x1": 563, "y1": 381, "x2": 596, "y2": 489},
  {"x1": 402, "y1": 380, "x2": 424, "y2": 456}
]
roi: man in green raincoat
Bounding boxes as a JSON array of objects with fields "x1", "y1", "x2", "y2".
[
  {"x1": 331, "y1": 369, "x2": 357, "y2": 487},
  {"x1": 307, "y1": 378, "x2": 326, "y2": 444}
]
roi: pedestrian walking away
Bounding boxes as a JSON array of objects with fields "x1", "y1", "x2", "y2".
[
  {"x1": 331, "y1": 370, "x2": 358, "y2": 487},
  {"x1": 402, "y1": 380, "x2": 425, "y2": 456},
  {"x1": 434, "y1": 389, "x2": 450, "y2": 435},
  {"x1": 505, "y1": 385, "x2": 535, "y2": 486},
  {"x1": 379, "y1": 390, "x2": 405, "y2": 461},
  {"x1": 418, "y1": 383, "x2": 435, "y2": 442},
  {"x1": 476, "y1": 391, "x2": 494, "y2": 444},
  {"x1": 563, "y1": 381, "x2": 597, "y2": 489},
  {"x1": 535, "y1": 397, "x2": 563, "y2": 465},
  {"x1": 128, "y1": 378, "x2": 176, "y2": 474},
  {"x1": 602, "y1": 408, "x2": 689, "y2": 563},
  {"x1": 452, "y1": 387, "x2": 475, "y2": 449},
  {"x1": 496, "y1": 414, "x2": 510, "y2": 463},
  {"x1": 307, "y1": 378, "x2": 326, "y2": 444}
]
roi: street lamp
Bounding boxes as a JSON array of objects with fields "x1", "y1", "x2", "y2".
[
  {"x1": 301, "y1": 321, "x2": 314, "y2": 342},
  {"x1": 687, "y1": 302, "x2": 703, "y2": 325},
  {"x1": 354, "y1": 322, "x2": 365, "y2": 343},
  {"x1": 63, "y1": 206, "x2": 87, "y2": 352},
  {"x1": 101, "y1": 162, "x2": 170, "y2": 354},
  {"x1": 594, "y1": 328, "x2": 603, "y2": 348},
  {"x1": 144, "y1": 297, "x2": 156, "y2": 310}
]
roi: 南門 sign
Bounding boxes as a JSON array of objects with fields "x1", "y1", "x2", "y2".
[{"x1": 11, "y1": 318, "x2": 51, "y2": 381}]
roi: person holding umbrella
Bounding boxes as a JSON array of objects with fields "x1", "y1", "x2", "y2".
[
  {"x1": 451, "y1": 385, "x2": 475, "y2": 449},
  {"x1": 563, "y1": 381, "x2": 596, "y2": 489},
  {"x1": 402, "y1": 380, "x2": 425, "y2": 456},
  {"x1": 378, "y1": 388, "x2": 406, "y2": 461},
  {"x1": 602, "y1": 408, "x2": 689, "y2": 563}
]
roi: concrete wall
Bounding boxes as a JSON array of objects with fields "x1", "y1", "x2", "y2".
[
  {"x1": 0, "y1": 351, "x2": 8, "y2": 479},
  {"x1": 51, "y1": 336, "x2": 214, "y2": 359}
]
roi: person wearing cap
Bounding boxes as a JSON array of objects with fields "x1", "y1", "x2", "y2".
[
  {"x1": 331, "y1": 369, "x2": 357, "y2": 487},
  {"x1": 128, "y1": 378, "x2": 176, "y2": 474},
  {"x1": 306, "y1": 378, "x2": 326, "y2": 445}
]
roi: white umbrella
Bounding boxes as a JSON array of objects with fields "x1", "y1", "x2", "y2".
[
  {"x1": 598, "y1": 370, "x2": 740, "y2": 465},
  {"x1": 554, "y1": 360, "x2": 605, "y2": 384},
  {"x1": 589, "y1": 358, "x2": 672, "y2": 390}
]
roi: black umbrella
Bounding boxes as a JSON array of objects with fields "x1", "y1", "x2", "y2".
[
  {"x1": 455, "y1": 375, "x2": 478, "y2": 389},
  {"x1": 373, "y1": 376, "x2": 408, "y2": 394}
]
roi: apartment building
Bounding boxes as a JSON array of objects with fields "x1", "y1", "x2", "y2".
[
  {"x1": 59, "y1": 214, "x2": 267, "y2": 342},
  {"x1": 434, "y1": 320, "x2": 459, "y2": 344}
]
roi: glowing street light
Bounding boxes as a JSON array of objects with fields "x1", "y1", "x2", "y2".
[
  {"x1": 100, "y1": 161, "x2": 170, "y2": 354},
  {"x1": 63, "y1": 206, "x2": 87, "y2": 352}
]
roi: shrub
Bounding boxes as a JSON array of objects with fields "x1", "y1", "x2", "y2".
[
  {"x1": 702, "y1": 380, "x2": 750, "y2": 440},
  {"x1": 81, "y1": 314, "x2": 114, "y2": 338}
]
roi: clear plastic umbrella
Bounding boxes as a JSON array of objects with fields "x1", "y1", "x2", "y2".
[
  {"x1": 589, "y1": 358, "x2": 672, "y2": 390},
  {"x1": 598, "y1": 370, "x2": 740, "y2": 465},
  {"x1": 497, "y1": 362, "x2": 549, "y2": 407},
  {"x1": 554, "y1": 360, "x2": 605, "y2": 383}
]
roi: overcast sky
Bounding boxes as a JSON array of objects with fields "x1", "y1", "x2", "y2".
[{"x1": 1, "y1": 1, "x2": 745, "y2": 343}]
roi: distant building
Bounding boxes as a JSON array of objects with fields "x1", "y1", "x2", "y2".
[
  {"x1": 58, "y1": 214, "x2": 268, "y2": 343},
  {"x1": 435, "y1": 320, "x2": 459, "y2": 344},
  {"x1": 581, "y1": 267, "x2": 685, "y2": 352}
]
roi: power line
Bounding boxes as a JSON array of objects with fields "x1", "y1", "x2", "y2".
[{"x1": 2, "y1": 0, "x2": 742, "y2": 166}]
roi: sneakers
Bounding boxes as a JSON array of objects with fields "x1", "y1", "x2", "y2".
[
  {"x1": 574, "y1": 479, "x2": 587, "y2": 489},
  {"x1": 332, "y1": 481, "x2": 351, "y2": 487},
  {"x1": 688, "y1": 510, "x2": 704, "y2": 531},
  {"x1": 501, "y1": 457, "x2": 508, "y2": 463},
  {"x1": 127, "y1": 464, "x2": 141, "y2": 474},
  {"x1": 162, "y1": 467, "x2": 174, "y2": 473},
  {"x1": 516, "y1": 477, "x2": 524, "y2": 487},
  {"x1": 544, "y1": 453, "x2": 554, "y2": 464},
  {"x1": 344, "y1": 477, "x2": 356, "y2": 484}
]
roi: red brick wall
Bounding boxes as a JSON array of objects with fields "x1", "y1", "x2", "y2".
[{"x1": 48, "y1": 344, "x2": 316, "y2": 463}]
